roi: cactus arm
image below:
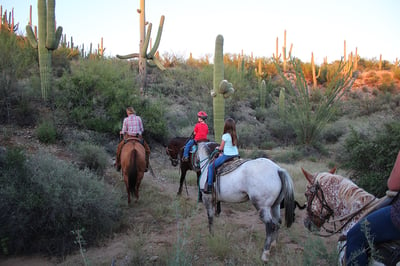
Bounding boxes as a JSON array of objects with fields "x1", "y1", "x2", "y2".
[
  {"x1": 53, "y1": 26, "x2": 63, "y2": 49},
  {"x1": 141, "y1": 23, "x2": 152, "y2": 57},
  {"x1": 116, "y1": 53, "x2": 140, "y2": 59},
  {"x1": 148, "y1": 15, "x2": 165, "y2": 58},
  {"x1": 26, "y1": 25, "x2": 38, "y2": 48},
  {"x1": 149, "y1": 57, "x2": 166, "y2": 70}
]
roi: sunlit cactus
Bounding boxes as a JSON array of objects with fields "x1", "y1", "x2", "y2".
[
  {"x1": 117, "y1": 0, "x2": 165, "y2": 95},
  {"x1": 26, "y1": 0, "x2": 62, "y2": 100}
]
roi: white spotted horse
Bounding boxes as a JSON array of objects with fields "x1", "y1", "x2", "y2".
[{"x1": 196, "y1": 142, "x2": 296, "y2": 262}]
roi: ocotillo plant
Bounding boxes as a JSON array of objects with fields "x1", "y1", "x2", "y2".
[
  {"x1": 211, "y1": 35, "x2": 234, "y2": 141},
  {"x1": 26, "y1": 0, "x2": 62, "y2": 100},
  {"x1": 117, "y1": 0, "x2": 165, "y2": 95}
]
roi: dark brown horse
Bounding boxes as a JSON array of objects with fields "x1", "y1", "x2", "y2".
[
  {"x1": 165, "y1": 137, "x2": 198, "y2": 196},
  {"x1": 121, "y1": 139, "x2": 146, "y2": 204}
]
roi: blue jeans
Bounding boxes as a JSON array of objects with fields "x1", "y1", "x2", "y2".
[
  {"x1": 345, "y1": 205, "x2": 400, "y2": 265},
  {"x1": 207, "y1": 154, "x2": 236, "y2": 186},
  {"x1": 183, "y1": 139, "x2": 195, "y2": 158}
]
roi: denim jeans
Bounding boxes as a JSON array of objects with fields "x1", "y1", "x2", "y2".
[
  {"x1": 207, "y1": 154, "x2": 236, "y2": 186},
  {"x1": 345, "y1": 205, "x2": 400, "y2": 265},
  {"x1": 183, "y1": 139, "x2": 195, "y2": 158}
]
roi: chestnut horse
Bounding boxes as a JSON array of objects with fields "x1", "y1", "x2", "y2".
[
  {"x1": 302, "y1": 168, "x2": 400, "y2": 266},
  {"x1": 121, "y1": 139, "x2": 146, "y2": 204}
]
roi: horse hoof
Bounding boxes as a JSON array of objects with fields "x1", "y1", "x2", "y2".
[{"x1": 261, "y1": 250, "x2": 270, "y2": 262}]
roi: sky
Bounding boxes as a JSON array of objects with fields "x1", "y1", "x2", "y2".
[{"x1": 2, "y1": 0, "x2": 399, "y2": 64}]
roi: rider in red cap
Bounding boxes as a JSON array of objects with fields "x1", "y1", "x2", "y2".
[{"x1": 182, "y1": 111, "x2": 209, "y2": 162}]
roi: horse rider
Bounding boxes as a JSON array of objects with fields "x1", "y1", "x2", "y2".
[
  {"x1": 204, "y1": 117, "x2": 239, "y2": 194},
  {"x1": 182, "y1": 111, "x2": 209, "y2": 162},
  {"x1": 115, "y1": 106, "x2": 150, "y2": 172}
]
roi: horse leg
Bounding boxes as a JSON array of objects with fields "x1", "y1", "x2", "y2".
[
  {"x1": 177, "y1": 168, "x2": 187, "y2": 196},
  {"x1": 202, "y1": 195, "x2": 214, "y2": 235},
  {"x1": 196, "y1": 172, "x2": 202, "y2": 202},
  {"x1": 134, "y1": 174, "x2": 144, "y2": 203},
  {"x1": 124, "y1": 178, "x2": 131, "y2": 204},
  {"x1": 216, "y1": 201, "x2": 221, "y2": 217},
  {"x1": 259, "y1": 208, "x2": 280, "y2": 262}
]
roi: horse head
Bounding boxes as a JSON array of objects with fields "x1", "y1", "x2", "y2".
[
  {"x1": 302, "y1": 167, "x2": 337, "y2": 232},
  {"x1": 166, "y1": 137, "x2": 187, "y2": 167}
]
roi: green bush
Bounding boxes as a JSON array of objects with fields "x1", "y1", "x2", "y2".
[
  {"x1": 341, "y1": 122, "x2": 400, "y2": 196},
  {"x1": 0, "y1": 148, "x2": 122, "y2": 256},
  {"x1": 36, "y1": 120, "x2": 57, "y2": 144},
  {"x1": 73, "y1": 142, "x2": 108, "y2": 175}
]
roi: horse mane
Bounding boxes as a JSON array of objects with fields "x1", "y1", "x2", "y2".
[{"x1": 315, "y1": 172, "x2": 375, "y2": 210}]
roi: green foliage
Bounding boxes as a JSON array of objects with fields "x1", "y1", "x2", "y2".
[
  {"x1": 0, "y1": 149, "x2": 122, "y2": 256},
  {"x1": 55, "y1": 59, "x2": 168, "y2": 139},
  {"x1": 0, "y1": 31, "x2": 37, "y2": 124},
  {"x1": 72, "y1": 142, "x2": 108, "y2": 175},
  {"x1": 341, "y1": 121, "x2": 400, "y2": 196},
  {"x1": 36, "y1": 120, "x2": 57, "y2": 144},
  {"x1": 275, "y1": 58, "x2": 354, "y2": 148}
]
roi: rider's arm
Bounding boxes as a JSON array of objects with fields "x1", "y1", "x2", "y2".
[{"x1": 388, "y1": 151, "x2": 400, "y2": 191}]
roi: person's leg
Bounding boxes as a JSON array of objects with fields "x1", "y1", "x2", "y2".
[
  {"x1": 346, "y1": 206, "x2": 400, "y2": 265},
  {"x1": 115, "y1": 140, "x2": 125, "y2": 171},
  {"x1": 183, "y1": 139, "x2": 194, "y2": 159},
  {"x1": 143, "y1": 140, "x2": 151, "y2": 171},
  {"x1": 205, "y1": 161, "x2": 215, "y2": 193}
]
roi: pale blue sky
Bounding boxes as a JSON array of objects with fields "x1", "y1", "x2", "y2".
[{"x1": 2, "y1": 0, "x2": 399, "y2": 64}]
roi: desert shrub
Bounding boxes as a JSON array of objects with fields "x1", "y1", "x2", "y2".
[
  {"x1": 321, "y1": 121, "x2": 347, "y2": 144},
  {"x1": 275, "y1": 58, "x2": 354, "y2": 148},
  {"x1": 0, "y1": 148, "x2": 122, "y2": 256},
  {"x1": 73, "y1": 142, "x2": 108, "y2": 175},
  {"x1": 341, "y1": 122, "x2": 400, "y2": 196},
  {"x1": 0, "y1": 30, "x2": 37, "y2": 124},
  {"x1": 364, "y1": 71, "x2": 380, "y2": 87},
  {"x1": 378, "y1": 72, "x2": 396, "y2": 93},
  {"x1": 36, "y1": 120, "x2": 57, "y2": 144},
  {"x1": 393, "y1": 68, "x2": 400, "y2": 81}
]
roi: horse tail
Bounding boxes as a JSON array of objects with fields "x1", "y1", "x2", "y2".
[
  {"x1": 278, "y1": 168, "x2": 295, "y2": 227},
  {"x1": 129, "y1": 148, "x2": 137, "y2": 195}
]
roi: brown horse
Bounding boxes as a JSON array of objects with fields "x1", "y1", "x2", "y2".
[
  {"x1": 166, "y1": 137, "x2": 199, "y2": 196},
  {"x1": 121, "y1": 139, "x2": 146, "y2": 204},
  {"x1": 166, "y1": 137, "x2": 218, "y2": 202}
]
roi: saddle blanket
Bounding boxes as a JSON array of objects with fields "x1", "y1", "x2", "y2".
[{"x1": 216, "y1": 158, "x2": 249, "y2": 176}]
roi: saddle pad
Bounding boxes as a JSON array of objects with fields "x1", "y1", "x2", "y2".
[{"x1": 216, "y1": 158, "x2": 250, "y2": 176}]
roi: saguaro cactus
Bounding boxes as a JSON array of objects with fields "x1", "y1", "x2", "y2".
[
  {"x1": 211, "y1": 35, "x2": 234, "y2": 141},
  {"x1": 117, "y1": 0, "x2": 165, "y2": 95},
  {"x1": 26, "y1": 0, "x2": 62, "y2": 100}
]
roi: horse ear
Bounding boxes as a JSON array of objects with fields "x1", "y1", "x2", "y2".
[
  {"x1": 301, "y1": 168, "x2": 314, "y2": 184},
  {"x1": 329, "y1": 167, "x2": 336, "y2": 174}
]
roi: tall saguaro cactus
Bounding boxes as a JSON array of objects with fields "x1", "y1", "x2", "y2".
[
  {"x1": 26, "y1": 0, "x2": 62, "y2": 100},
  {"x1": 211, "y1": 35, "x2": 234, "y2": 141},
  {"x1": 117, "y1": 0, "x2": 165, "y2": 95}
]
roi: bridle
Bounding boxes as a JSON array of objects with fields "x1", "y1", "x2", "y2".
[
  {"x1": 306, "y1": 181, "x2": 334, "y2": 230},
  {"x1": 166, "y1": 146, "x2": 180, "y2": 166},
  {"x1": 306, "y1": 180, "x2": 377, "y2": 237}
]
